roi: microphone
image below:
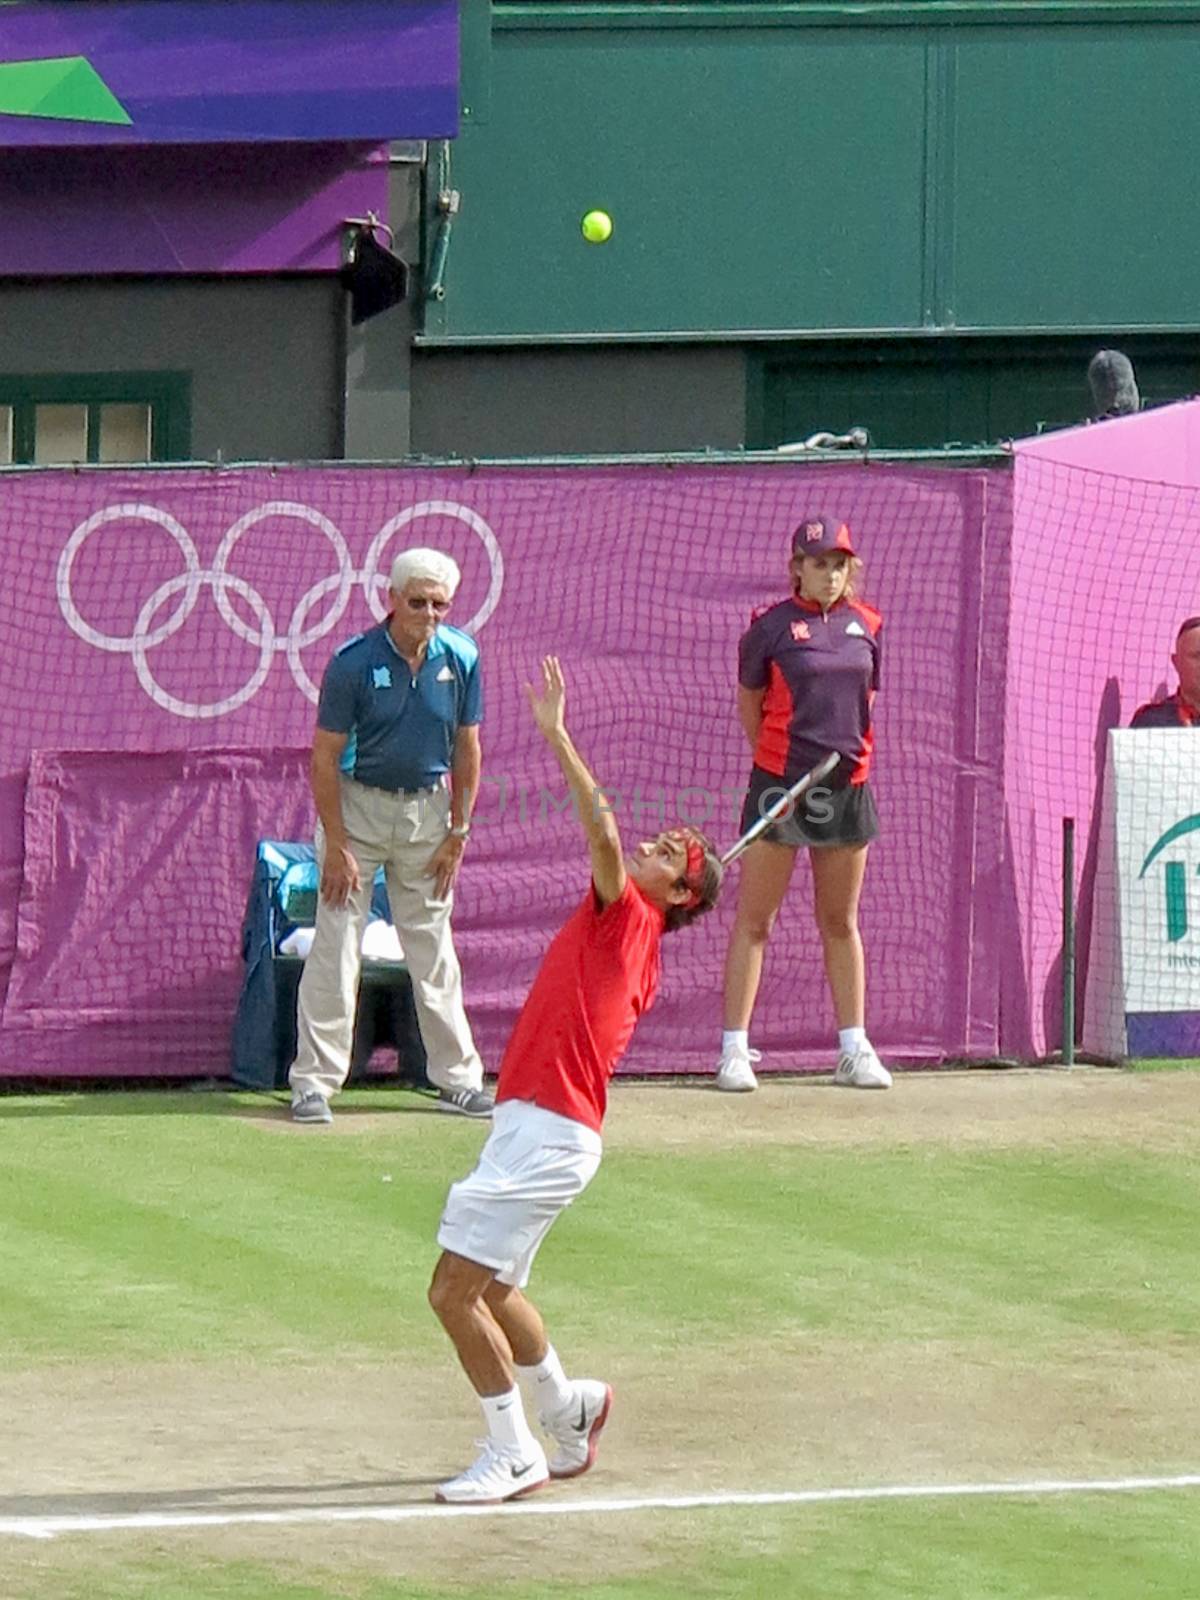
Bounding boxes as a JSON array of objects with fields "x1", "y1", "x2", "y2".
[{"x1": 1087, "y1": 350, "x2": 1140, "y2": 419}]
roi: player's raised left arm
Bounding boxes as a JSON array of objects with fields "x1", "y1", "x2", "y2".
[{"x1": 525, "y1": 656, "x2": 626, "y2": 905}]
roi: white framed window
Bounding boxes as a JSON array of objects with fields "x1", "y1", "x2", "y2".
[
  {"x1": 0, "y1": 375, "x2": 189, "y2": 464},
  {"x1": 97, "y1": 403, "x2": 153, "y2": 464},
  {"x1": 34, "y1": 404, "x2": 89, "y2": 465}
]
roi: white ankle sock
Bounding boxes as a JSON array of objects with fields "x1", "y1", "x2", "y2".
[
  {"x1": 721, "y1": 1029, "x2": 749, "y2": 1054},
  {"x1": 839, "y1": 1027, "x2": 867, "y2": 1053},
  {"x1": 517, "y1": 1344, "x2": 574, "y2": 1416},
  {"x1": 480, "y1": 1386, "x2": 539, "y2": 1455}
]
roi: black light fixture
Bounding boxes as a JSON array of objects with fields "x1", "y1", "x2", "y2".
[{"x1": 341, "y1": 212, "x2": 409, "y2": 325}]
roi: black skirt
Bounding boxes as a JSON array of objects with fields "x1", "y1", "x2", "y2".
[{"x1": 739, "y1": 764, "x2": 879, "y2": 850}]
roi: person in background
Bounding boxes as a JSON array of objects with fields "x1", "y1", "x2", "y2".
[
  {"x1": 288, "y1": 547, "x2": 493, "y2": 1124},
  {"x1": 1130, "y1": 616, "x2": 1200, "y2": 727},
  {"x1": 716, "y1": 513, "x2": 891, "y2": 1094}
]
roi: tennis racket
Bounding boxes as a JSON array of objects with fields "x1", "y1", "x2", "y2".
[{"x1": 720, "y1": 752, "x2": 840, "y2": 866}]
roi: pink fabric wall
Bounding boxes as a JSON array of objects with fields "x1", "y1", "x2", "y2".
[
  {"x1": 8, "y1": 429, "x2": 1191, "y2": 1075},
  {"x1": 1008, "y1": 401, "x2": 1200, "y2": 1055},
  {"x1": 1018, "y1": 398, "x2": 1200, "y2": 486},
  {"x1": 0, "y1": 463, "x2": 1009, "y2": 1078}
]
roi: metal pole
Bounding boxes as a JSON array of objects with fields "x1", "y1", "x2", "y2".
[
  {"x1": 425, "y1": 179, "x2": 460, "y2": 303},
  {"x1": 1062, "y1": 816, "x2": 1076, "y2": 1067},
  {"x1": 425, "y1": 214, "x2": 455, "y2": 302}
]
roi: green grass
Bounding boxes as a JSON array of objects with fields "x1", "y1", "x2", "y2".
[
  {"x1": 1, "y1": 1082, "x2": 1198, "y2": 1599},
  {"x1": 0, "y1": 1089, "x2": 1196, "y2": 1365},
  {"x1": 31, "y1": 1494, "x2": 1200, "y2": 1600}
]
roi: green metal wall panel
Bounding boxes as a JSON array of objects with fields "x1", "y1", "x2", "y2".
[
  {"x1": 425, "y1": 25, "x2": 928, "y2": 338},
  {"x1": 753, "y1": 339, "x2": 1200, "y2": 450},
  {"x1": 761, "y1": 355, "x2": 984, "y2": 451},
  {"x1": 426, "y1": 5, "x2": 1200, "y2": 342},
  {"x1": 952, "y1": 31, "x2": 1200, "y2": 329}
]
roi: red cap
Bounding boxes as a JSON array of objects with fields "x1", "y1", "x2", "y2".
[{"x1": 791, "y1": 514, "x2": 857, "y2": 558}]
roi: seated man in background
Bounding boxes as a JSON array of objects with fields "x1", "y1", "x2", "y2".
[{"x1": 1131, "y1": 616, "x2": 1200, "y2": 728}]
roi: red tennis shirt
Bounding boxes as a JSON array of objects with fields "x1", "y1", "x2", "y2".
[{"x1": 495, "y1": 877, "x2": 666, "y2": 1134}]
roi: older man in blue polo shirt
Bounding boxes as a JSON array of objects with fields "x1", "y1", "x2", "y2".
[{"x1": 288, "y1": 547, "x2": 493, "y2": 1124}]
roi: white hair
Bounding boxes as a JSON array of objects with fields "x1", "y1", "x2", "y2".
[{"x1": 389, "y1": 547, "x2": 461, "y2": 598}]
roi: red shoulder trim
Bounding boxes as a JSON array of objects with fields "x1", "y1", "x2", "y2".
[
  {"x1": 749, "y1": 596, "x2": 788, "y2": 626},
  {"x1": 848, "y1": 599, "x2": 883, "y2": 637}
]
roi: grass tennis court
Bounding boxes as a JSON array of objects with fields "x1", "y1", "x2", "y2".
[{"x1": 2, "y1": 1068, "x2": 1198, "y2": 1599}]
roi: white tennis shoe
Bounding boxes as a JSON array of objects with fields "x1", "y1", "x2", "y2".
[
  {"x1": 715, "y1": 1045, "x2": 760, "y2": 1093},
  {"x1": 834, "y1": 1043, "x2": 892, "y2": 1090},
  {"x1": 434, "y1": 1439, "x2": 549, "y2": 1504},
  {"x1": 541, "y1": 1380, "x2": 613, "y2": 1480}
]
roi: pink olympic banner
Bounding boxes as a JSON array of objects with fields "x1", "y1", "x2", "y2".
[
  {"x1": 1010, "y1": 400, "x2": 1200, "y2": 1056},
  {"x1": 0, "y1": 463, "x2": 1010, "y2": 1078}
]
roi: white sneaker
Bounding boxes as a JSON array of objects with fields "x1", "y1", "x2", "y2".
[
  {"x1": 715, "y1": 1046, "x2": 760, "y2": 1093},
  {"x1": 541, "y1": 1380, "x2": 612, "y2": 1480},
  {"x1": 434, "y1": 1439, "x2": 549, "y2": 1504},
  {"x1": 833, "y1": 1043, "x2": 892, "y2": 1090}
]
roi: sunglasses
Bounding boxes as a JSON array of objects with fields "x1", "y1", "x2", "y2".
[{"x1": 405, "y1": 596, "x2": 451, "y2": 614}]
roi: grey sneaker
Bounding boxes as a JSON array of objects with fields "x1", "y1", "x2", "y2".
[
  {"x1": 291, "y1": 1090, "x2": 333, "y2": 1125},
  {"x1": 437, "y1": 1087, "x2": 495, "y2": 1119}
]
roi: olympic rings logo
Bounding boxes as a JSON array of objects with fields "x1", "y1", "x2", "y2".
[{"x1": 56, "y1": 499, "x2": 505, "y2": 720}]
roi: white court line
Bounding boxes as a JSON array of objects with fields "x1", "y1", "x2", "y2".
[{"x1": 3, "y1": 1472, "x2": 1199, "y2": 1541}]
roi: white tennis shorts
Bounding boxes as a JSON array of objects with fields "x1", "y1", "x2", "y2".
[{"x1": 437, "y1": 1099, "x2": 602, "y2": 1288}]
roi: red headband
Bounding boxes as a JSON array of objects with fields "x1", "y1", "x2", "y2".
[{"x1": 681, "y1": 836, "x2": 706, "y2": 910}]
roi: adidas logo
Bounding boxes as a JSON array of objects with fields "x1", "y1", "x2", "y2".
[{"x1": 845, "y1": 620, "x2": 866, "y2": 637}]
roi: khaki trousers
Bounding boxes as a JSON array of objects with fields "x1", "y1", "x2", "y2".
[{"x1": 288, "y1": 777, "x2": 484, "y2": 1100}]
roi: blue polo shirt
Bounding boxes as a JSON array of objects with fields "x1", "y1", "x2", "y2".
[
  {"x1": 317, "y1": 621, "x2": 482, "y2": 792},
  {"x1": 739, "y1": 595, "x2": 882, "y2": 785}
]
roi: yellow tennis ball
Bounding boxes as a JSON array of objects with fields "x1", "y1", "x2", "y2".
[{"x1": 581, "y1": 209, "x2": 613, "y2": 244}]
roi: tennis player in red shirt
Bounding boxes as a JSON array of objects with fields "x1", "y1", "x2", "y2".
[{"x1": 428, "y1": 657, "x2": 723, "y2": 1505}]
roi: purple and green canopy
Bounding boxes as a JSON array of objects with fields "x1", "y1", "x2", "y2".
[{"x1": 0, "y1": 0, "x2": 458, "y2": 144}]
